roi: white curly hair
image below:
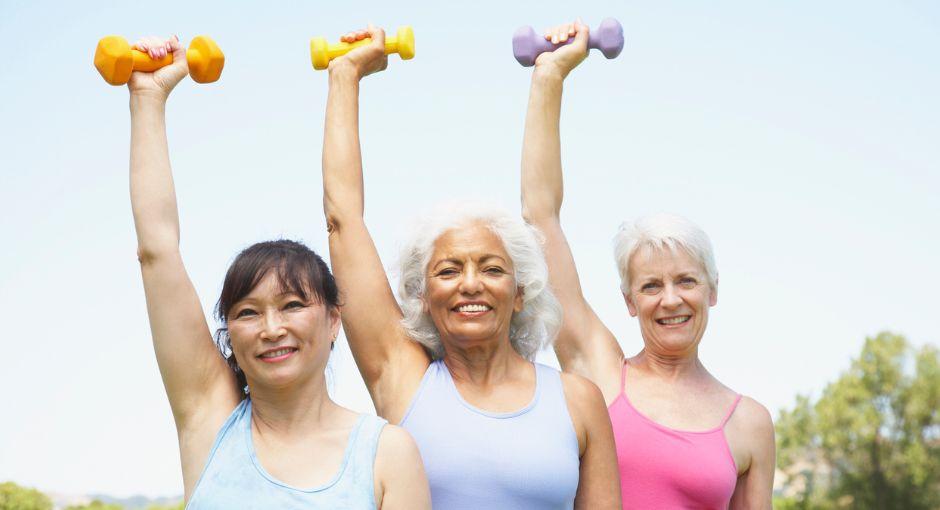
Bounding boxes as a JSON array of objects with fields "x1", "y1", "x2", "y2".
[{"x1": 397, "y1": 201, "x2": 562, "y2": 360}]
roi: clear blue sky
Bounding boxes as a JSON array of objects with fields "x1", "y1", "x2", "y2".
[{"x1": 1, "y1": 0, "x2": 938, "y2": 498}]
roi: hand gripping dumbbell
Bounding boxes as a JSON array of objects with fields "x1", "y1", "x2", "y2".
[
  {"x1": 94, "y1": 35, "x2": 225, "y2": 85},
  {"x1": 512, "y1": 18, "x2": 624, "y2": 67},
  {"x1": 310, "y1": 26, "x2": 415, "y2": 70}
]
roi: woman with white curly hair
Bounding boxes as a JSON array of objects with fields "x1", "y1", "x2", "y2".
[
  {"x1": 521, "y1": 20, "x2": 776, "y2": 510},
  {"x1": 321, "y1": 25, "x2": 620, "y2": 510}
]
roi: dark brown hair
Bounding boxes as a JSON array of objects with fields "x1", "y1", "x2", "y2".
[{"x1": 213, "y1": 240, "x2": 340, "y2": 393}]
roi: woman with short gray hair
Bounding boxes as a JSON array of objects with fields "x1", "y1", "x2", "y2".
[
  {"x1": 321, "y1": 25, "x2": 620, "y2": 510},
  {"x1": 521, "y1": 20, "x2": 775, "y2": 510}
]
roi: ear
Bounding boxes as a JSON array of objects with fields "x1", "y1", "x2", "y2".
[
  {"x1": 709, "y1": 284, "x2": 718, "y2": 307},
  {"x1": 513, "y1": 285, "x2": 525, "y2": 313},
  {"x1": 329, "y1": 306, "x2": 342, "y2": 338},
  {"x1": 623, "y1": 292, "x2": 638, "y2": 317}
]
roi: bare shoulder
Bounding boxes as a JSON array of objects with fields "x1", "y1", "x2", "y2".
[
  {"x1": 373, "y1": 423, "x2": 430, "y2": 509},
  {"x1": 559, "y1": 371, "x2": 609, "y2": 427},
  {"x1": 560, "y1": 370, "x2": 606, "y2": 405},
  {"x1": 375, "y1": 423, "x2": 422, "y2": 466},
  {"x1": 732, "y1": 396, "x2": 774, "y2": 436}
]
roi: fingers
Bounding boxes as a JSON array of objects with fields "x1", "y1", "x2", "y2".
[
  {"x1": 543, "y1": 20, "x2": 585, "y2": 44},
  {"x1": 366, "y1": 23, "x2": 386, "y2": 49},
  {"x1": 340, "y1": 28, "x2": 372, "y2": 43},
  {"x1": 134, "y1": 35, "x2": 176, "y2": 60}
]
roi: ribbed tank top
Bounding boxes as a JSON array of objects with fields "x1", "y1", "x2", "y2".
[
  {"x1": 187, "y1": 399, "x2": 387, "y2": 509},
  {"x1": 609, "y1": 363, "x2": 741, "y2": 510},
  {"x1": 400, "y1": 360, "x2": 580, "y2": 510}
]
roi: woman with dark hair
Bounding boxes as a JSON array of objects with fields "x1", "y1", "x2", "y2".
[{"x1": 125, "y1": 35, "x2": 429, "y2": 508}]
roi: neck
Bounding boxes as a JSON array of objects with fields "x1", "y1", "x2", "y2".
[
  {"x1": 632, "y1": 347, "x2": 708, "y2": 382},
  {"x1": 442, "y1": 335, "x2": 526, "y2": 386},
  {"x1": 248, "y1": 371, "x2": 335, "y2": 436}
]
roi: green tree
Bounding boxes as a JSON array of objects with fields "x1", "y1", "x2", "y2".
[
  {"x1": 0, "y1": 482, "x2": 52, "y2": 510},
  {"x1": 776, "y1": 332, "x2": 940, "y2": 509},
  {"x1": 64, "y1": 501, "x2": 123, "y2": 510}
]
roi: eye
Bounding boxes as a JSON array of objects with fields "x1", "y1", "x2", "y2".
[
  {"x1": 640, "y1": 282, "x2": 661, "y2": 294},
  {"x1": 234, "y1": 308, "x2": 257, "y2": 319},
  {"x1": 284, "y1": 300, "x2": 305, "y2": 310},
  {"x1": 484, "y1": 266, "x2": 506, "y2": 275},
  {"x1": 436, "y1": 267, "x2": 459, "y2": 278},
  {"x1": 678, "y1": 277, "x2": 698, "y2": 288}
]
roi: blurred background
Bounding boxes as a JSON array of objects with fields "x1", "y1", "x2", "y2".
[{"x1": 1, "y1": 0, "x2": 937, "y2": 508}]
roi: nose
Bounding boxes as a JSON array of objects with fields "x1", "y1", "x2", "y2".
[
  {"x1": 458, "y1": 266, "x2": 484, "y2": 295},
  {"x1": 661, "y1": 283, "x2": 682, "y2": 308},
  {"x1": 260, "y1": 310, "x2": 287, "y2": 341}
]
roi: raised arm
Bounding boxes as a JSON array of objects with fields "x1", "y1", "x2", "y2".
[
  {"x1": 127, "y1": 36, "x2": 238, "y2": 471},
  {"x1": 321, "y1": 26, "x2": 429, "y2": 419},
  {"x1": 520, "y1": 22, "x2": 623, "y2": 395}
]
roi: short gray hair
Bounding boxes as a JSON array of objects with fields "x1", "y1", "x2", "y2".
[
  {"x1": 613, "y1": 213, "x2": 718, "y2": 293},
  {"x1": 398, "y1": 202, "x2": 561, "y2": 360}
]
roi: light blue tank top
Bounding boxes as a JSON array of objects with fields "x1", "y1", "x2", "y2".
[
  {"x1": 187, "y1": 399, "x2": 386, "y2": 510},
  {"x1": 401, "y1": 360, "x2": 580, "y2": 510}
]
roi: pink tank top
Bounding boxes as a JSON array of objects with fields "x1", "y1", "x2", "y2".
[{"x1": 609, "y1": 362, "x2": 741, "y2": 509}]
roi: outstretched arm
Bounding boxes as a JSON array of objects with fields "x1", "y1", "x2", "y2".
[
  {"x1": 127, "y1": 36, "x2": 239, "y2": 491},
  {"x1": 322, "y1": 26, "x2": 429, "y2": 421},
  {"x1": 520, "y1": 22, "x2": 623, "y2": 396}
]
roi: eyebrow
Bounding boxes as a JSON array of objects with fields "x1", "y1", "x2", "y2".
[{"x1": 431, "y1": 254, "x2": 508, "y2": 269}]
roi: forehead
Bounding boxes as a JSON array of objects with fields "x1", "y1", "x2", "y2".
[
  {"x1": 242, "y1": 270, "x2": 308, "y2": 301},
  {"x1": 430, "y1": 223, "x2": 511, "y2": 263},
  {"x1": 628, "y1": 245, "x2": 704, "y2": 278}
]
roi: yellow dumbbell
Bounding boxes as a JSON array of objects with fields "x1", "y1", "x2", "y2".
[
  {"x1": 310, "y1": 26, "x2": 415, "y2": 70},
  {"x1": 94, "y1": 35, "x2": 224, "y2": 86}
]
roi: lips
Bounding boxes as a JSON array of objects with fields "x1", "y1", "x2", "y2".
[
  {"x1": 656, "y1": 316, "x2": 690, "y2": 325},
  {"x1": 257, "y1": 347, "x2": 298, "y2": 362}
]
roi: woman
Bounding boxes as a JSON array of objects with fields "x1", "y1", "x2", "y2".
[
  {"x1": 520, "y1": 22, "x2": 776, "y2": 509},
  {"x1": 321, "y1": 26, "x2": 621, "y2": 509},
  {"x1": 126, "y1": 35, "x2": 429, "y2": 508}
]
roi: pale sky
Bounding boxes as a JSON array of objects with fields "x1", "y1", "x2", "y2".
[{"x1": 1, "y1": 0, "x2": 938, "y2": 498}]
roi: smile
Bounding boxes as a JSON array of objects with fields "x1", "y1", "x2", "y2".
[
  {"x1": 454, "y1": 304, "x2": 492, "y2": 313},
  {"x1": 656, "y1": 316, "x2": 690, "y2": 325},
  {"x1": 258, "y1": 347, "x2": 298, "y2": 362}
]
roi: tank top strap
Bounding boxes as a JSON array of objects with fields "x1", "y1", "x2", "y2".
[
  {"x1": 347, "y1": 414, "x2": 388, "y2": 474},
  {"x1": 719, "y1": 394, "x2": 743, "y2": 428},
  {"x1": 619, "y1": 359, "x2": 628, "y2": 395}
]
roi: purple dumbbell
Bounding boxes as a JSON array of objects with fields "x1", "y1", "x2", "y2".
[{"x1": 512, "y1": 18, "x2": 624, "y2": 67}]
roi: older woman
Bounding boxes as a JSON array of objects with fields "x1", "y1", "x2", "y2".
[
  {"x1": 126, "y1": 36, "x2": 428, "y2": 508},
  {"x1": 520, "y1": 22, "x2": 776, "y2": 509},
  {"x1": 322, "y1": 26, "x2": 621, "y2": 509}
]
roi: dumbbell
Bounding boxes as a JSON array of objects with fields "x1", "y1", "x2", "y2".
[
  {"x1": 512, "y1": 18, "x2": 624, "y2": 67},
  {"x1": 94, "y1": 35, "x2": 225, "y2": 86},
  {"x1": 310, "y1": 26, "x2": 415, "y2": 70}
]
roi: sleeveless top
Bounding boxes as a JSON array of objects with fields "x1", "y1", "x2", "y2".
[
  {"x1": 609, "y1": 363, "x2": 741, "y2": 509},
  {"x1": 401, "y1": 360, "x2": 581, "y2": 510},
  {"x1": 187, "y1": 399, "x2": 387, "y2": 509}
]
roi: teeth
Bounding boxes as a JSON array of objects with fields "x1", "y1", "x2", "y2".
[
  {"x1": 457, "y1": 304, "x2": 491, "y2": 313},
  {"x1": 261, "y1": 348, "x2": 295, "y2": 358},
  {"x1": 658, "y1": 316, "x2": 690, "y2": 325}
]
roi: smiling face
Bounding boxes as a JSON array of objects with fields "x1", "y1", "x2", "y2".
[
  {"x1": 424, "y1": 222, "x2": 524, "y2": 352},
  {"x1": 624, "y1": 246, "x2": 717, "y2": 355},
  {"x1": 226, "y1": 272, "x2": 340, "y2": 391}
]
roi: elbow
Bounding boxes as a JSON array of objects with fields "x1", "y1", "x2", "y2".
[
  {"x1": 136, "y1": 243, "x2": 179, "y2": 267},
  {"x1": 521, "y1": 202, "x2": 561, "y2": 226}
]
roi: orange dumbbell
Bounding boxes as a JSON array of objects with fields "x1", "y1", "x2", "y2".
[{"x1": 94, "y1": 35, "x2": 224, "y2": 86}]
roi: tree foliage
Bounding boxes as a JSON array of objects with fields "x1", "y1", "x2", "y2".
[
  {"x1": 776, "y1": 332, "x2": 940, "y2": 509},
  {"x1": 0, "y1": 482, "x2": 52, "y2": 510}
]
